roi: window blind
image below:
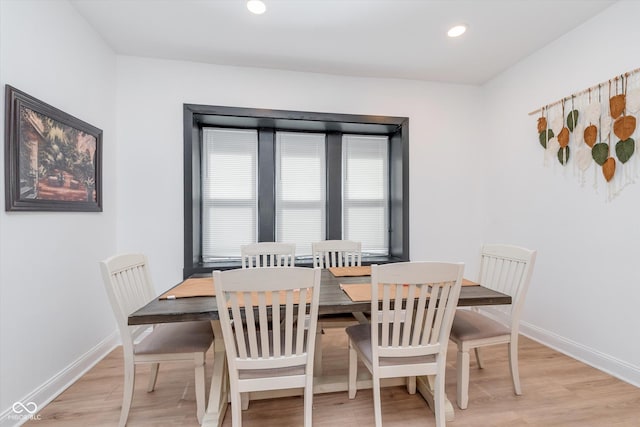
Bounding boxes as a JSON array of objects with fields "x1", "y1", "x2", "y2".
[
  {"x1": 342, "y1": 134, "x2": 389, "y2": 255},
  {"x1": 275, "y1": 132, "x2": 326, "y2": 257},
  {"x1": 202, "y1": 128, "x2": 257, "y2": 259}
]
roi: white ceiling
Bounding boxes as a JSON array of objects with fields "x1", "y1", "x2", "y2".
[{"x1": 70, "y1": 0, "x2": 615, "y2": 85}]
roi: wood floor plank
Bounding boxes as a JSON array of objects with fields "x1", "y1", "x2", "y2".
[{"x1": 24, "y1": 330, "x2": 640, "y2": 426}]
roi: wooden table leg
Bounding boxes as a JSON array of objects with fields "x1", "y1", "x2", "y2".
[
  {"x1": 416, "y1": 375, "x2": 455, "y2": 422},
  {"x1": 201, "y1": 320, "x2": 229, "y2": 427}
]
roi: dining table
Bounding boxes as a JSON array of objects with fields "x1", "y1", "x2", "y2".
[{"x1": 129, "y1": 268, "x2": 512, "y2": 427}]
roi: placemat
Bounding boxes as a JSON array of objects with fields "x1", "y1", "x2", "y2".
[
  {"x1": 329, "y1": 265, "x2": 371, "y2": 277},
  {"x1": 340, "y1": 279, "x2": 479, "y2": 302},
  {"x1": 339, "y1": 283, "x2": 416, "y2": 302},
  {"x1": 159, "y1": 278, "x2": 313, "y2": 306},
  {"x1": 159, "y1": 277, "x2": 215, "y2": 299}
]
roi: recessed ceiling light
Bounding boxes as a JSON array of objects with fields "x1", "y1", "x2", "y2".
[
  {"x1": 447, "y1": 25, "x2": 467, "y2": 38},
  {"x1": 247, "y1": 0, "x2": 266, "y2": 15}
]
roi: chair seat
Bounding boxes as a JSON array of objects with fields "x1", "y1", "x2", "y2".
[
  {"x1": 346, "y1": 324, "x2": 437, "y2": 367},
  {"x1": 135, "y1": 321, "x2": 213, "y2": 355},
  {"x1": 450, "y1": 309, "x2": 510, "y2": 342}
]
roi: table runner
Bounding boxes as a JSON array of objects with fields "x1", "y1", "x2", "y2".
[
  {"x1": 340, "y1": 279, "x2": 479, "y2": 302},
  {"x1": 159, "y1": 277, "x2": 215, "y2": 299}
]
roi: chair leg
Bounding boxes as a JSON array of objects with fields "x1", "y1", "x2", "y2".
[
  {"x1": 241, "y1": 393, "x2": 249, "y2": 410},
  {"x1": 229, "y1": 382, "x2": 242, "y2": 427},
  {"x1": 434, "y1": 366, "x2": 446, "y2": 427},
  {"x1": 120, "y1": 357, "x2": 136, "y2": 427},
  {"x1": 474, "y1": 347, "x2": 484, "y2": 369},
  {"x1": 406, "y1": 376, "x2": 416, "y2": 395},
  {"x1": 314, "y1": 325, "x2": 323, "y2": 376},
  {"x1": 509, "y1": 340, "x2": 522, "y2": 395},
  {"x1": 304, "y1": 369, "x2": 314, "y2": 427},
  {"x1": 194, "y1": 352, "x2": 206, "y2": 424},
  {"x1": 147, "y1": 363, "x2": 159, "y2": 392},
  {"x1": 372, "y1": 374, "x2": 382, "y2": 427},
  {"x1": 456, "y1": 349, "x2": 470, "y2": 410},
  {"x1": 348, "y1": 343, "x2": 357, "y2": 399}
]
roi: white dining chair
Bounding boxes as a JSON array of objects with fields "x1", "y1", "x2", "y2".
[
  {"x1": 239, "y1": 242, "x2": 296, "y2": 409},
  {"x1": 312, "y1": 240, "x2": 362, "y2": 268},
  {"x1": 449, "y1": 244, "x2": 537, "y2": 409},
  {"x1": 346, "y1": 261, "x2": 464, "y2": 427},
  {"x1": 241, "y1": 242, "x2": 296, "y2": 268},
  {"x1": 214, "y1": 266, "x2": 321, "y2": 427},
  {"x1": 100, "y1": 253, "x2": 213, "y2": 426},
  {"x1": 311, "y1": 240, "x2": 366, "y2": 375}
]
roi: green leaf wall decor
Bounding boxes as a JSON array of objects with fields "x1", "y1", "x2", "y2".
[
  {"x1": 592, "y1": 143, "x2": 609, "y2": 166},
  {"x1": 615, "y1": 138, "x2": 635, "y2": 163},
  {"x1": 539, "y1": 129, "x2": 554, "y2": 148},
  {"x1": 558, "y1": 146, "x2": 570, "y2": 165},
  {"x1": 567, "y1": 110, "x2": 579, "y2": 132}
]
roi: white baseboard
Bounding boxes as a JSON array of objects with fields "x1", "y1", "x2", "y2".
[
  {"x1": 520, "y1": 321, "x2": 640, "y2": 388},
  {"x1": 0, "y1": 331, "x2": 120, "y2": 427}
]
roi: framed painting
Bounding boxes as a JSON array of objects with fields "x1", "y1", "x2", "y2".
[{"x1": 4, "y1": 85, "x2": 102, "y2": 211}]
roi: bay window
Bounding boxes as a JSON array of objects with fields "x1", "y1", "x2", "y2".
[{"x1": 184, "y1": 104, "x2": 408, "y2": 277}]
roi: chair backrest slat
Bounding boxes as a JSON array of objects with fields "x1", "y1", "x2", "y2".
[
  {"x1": 258, "y1": 293, "x2": 270, "y2": 357},
  {"x1": 242, "y1": 291, "x2": 259, "y2": 358},
  {"x1": 411, "y1": 285, "x2": 429, "y2": 346},
  {"x1": 229, "y1": 293, "x2": 247, "y2": 359},
  {"x1": 312, "y1": 240, "x2": 361, "y2": 268},
  {"x1": 420, "y1": 285, "x2": 439, "y2": 345},
  {"x1": 391, "y1": 284, "x2": 404, "y2": 346},
  {"x1": 214, "y1": 267, "x2": 321, "y2": 371},
  {"x1": 295, "y1": 288, "x2": 308, "y2": 354},
  {"x1": 285, "y1": 291, "x2": 294, "y2": 356},
  {"x1": 371, "y1": 262, "x2": 464, "y2": 359},
  {"x1": 272, "y1": 292, "x2": 281, "y2": 358},
  {"x1": 401, "y1": 284, "x2": 417, "y2": 347}
]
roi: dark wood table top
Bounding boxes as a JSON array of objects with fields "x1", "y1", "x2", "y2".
[{"x1": 129, "y1": 269, "x2": 512, "y2": 325}]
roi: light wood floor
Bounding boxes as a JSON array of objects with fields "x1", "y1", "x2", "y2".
[{"x1": 25, "y1": 329, "x2": 640, "y2": 426}]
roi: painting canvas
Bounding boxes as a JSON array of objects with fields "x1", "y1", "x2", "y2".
[{"x1": 4, "y1": 85, "x2": 102, "y2": 211}]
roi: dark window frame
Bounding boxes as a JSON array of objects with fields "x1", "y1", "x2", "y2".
[{"x1": 183, "y1": 104, "x2": 409, "y2": 278}]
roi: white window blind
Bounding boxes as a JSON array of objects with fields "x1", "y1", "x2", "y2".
[
  {"x1": 202, "y1": 128, "x2": 257, "y2": 260},
  {"x1": 276, "y1": 132, "x2": 326, "y2": 257},
  {"x1": 342, "y1": 134, "x2": 389, "y2": 255}
]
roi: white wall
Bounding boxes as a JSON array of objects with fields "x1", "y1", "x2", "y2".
[
  {"x1": 483, "y1": 0, "x2": 640, "y2": 384},
  {"x1": 115, "y1": 58, "x2": 488, "y2": 293},
  {"x1": 0, "y1": 0, "x2": 118, "y2": 420}
]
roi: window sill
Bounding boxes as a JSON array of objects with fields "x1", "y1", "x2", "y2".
[{"x1": 185, "y1": 255, "x2": 408, "y2": 278}]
